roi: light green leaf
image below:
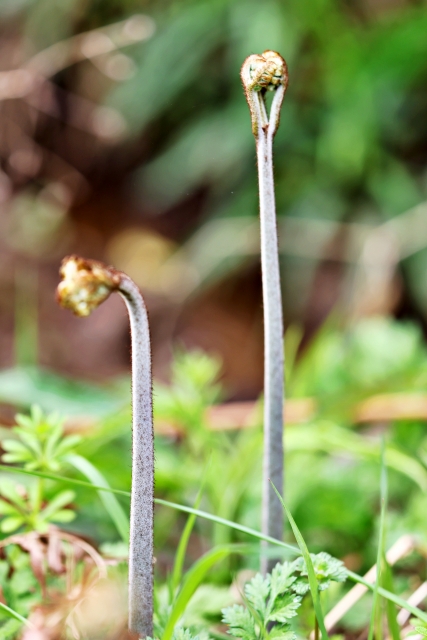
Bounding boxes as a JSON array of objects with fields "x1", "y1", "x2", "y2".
[
  {"x1": 50, "y1": 509, "x2": 76, "y2": 523},
  {"x1": 39, "y1": 490, "x2": 75, "y2": 520},
  {"x1": 0, "y1": 516, "x2": 25, "y2": 533},
  {"x1": 222, "y1": 604, "x2": 257, "y2": 640},
  {"x1": 1, "y1": 440, "x2": 30, "y2": 454},
  {"x1": 268, "y1": 593, "x2": 301, "y2": 624},
  {"x1": 269, "y1": 562, "x2": 298, "y2": 607},
  {"x1": 0, "y1": 500, "x2": 21, "y2": 516},
  {"x1": 244, "y1": 572, "x2": 270, "y2": 619}
]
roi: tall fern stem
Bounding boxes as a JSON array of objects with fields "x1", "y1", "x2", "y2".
[
  {"x1": 57, "y1": 255, "x2": 153, "y2": 638},
  {"x1": 241, "y1": 51, "x2": 288, "y2": 573}
]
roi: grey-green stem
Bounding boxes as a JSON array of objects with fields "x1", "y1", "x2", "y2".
[
  {"x1": 119, "y1": 275, "x2": 153, "y2": 637},
  {"x1": 241, "y1": 51, "x2": 288, "y2": 574},
  {"x1": 56, "y1": 256, "x2": 153, "y2": 637}
]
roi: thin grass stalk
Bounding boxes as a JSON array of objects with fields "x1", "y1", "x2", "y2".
[{"x1": 241, "y1": 51, "x2": 288, "y2": 573}]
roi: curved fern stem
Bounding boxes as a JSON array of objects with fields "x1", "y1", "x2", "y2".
[{"x1": 57, "y1": 255, "x2": 153, "y2": 637}]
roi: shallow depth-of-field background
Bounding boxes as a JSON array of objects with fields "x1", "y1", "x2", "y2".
[{"x1": 1, "y1": 0, "x2": 427, "y2": 638}]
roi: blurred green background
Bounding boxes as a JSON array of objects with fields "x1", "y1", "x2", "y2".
[{"x1": 1, "y1": 0, "x2": 427, "y2": 399}]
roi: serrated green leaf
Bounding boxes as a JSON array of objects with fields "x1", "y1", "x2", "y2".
[
  {"x1": 268, "y1": 593, "x2": 301, "y2": 624},
  {"x1": 269, "y1": 628, "x2": 296, "y2": 640},
  {"x1": 293, "y1": 552, "x2": 346, "y2": 596},
  {"x1": 244, "y1": 572, "x2": 270, "y2": 618},
  {"x1": 222, "y1": 604, "x2": 257, "y2": 640},
  {"x1": 269, "y1": 562, "x2": 298, "y2": 608},
  {"x1": 291, "y1": 579, "x2": 310, "y2": 596}
]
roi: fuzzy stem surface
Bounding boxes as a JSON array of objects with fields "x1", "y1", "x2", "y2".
[
  {"x1": 241, "y1": 52, "x2": 288, "y2": 574},
  {"x1": 56, "y1": 256, "x2": 154, "y2": 637},
  {"x1": 257, "y1": 114, "x2": 285, "y2": 571},
  {"x1": 118, "y1": 275, "x2": 154, "y2": 638}
]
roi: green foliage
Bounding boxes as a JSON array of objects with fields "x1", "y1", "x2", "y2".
[
  {"x1": 0, "y1": 481, "x2": 75, "y2": 533},
  {"x1": 292, "y1": 552, "x2": 347, "y2": 595},
  {"x1": 222, "y1": 556, "x2": 346, "y2": 640},
  {"x1": 0, "y1": 406, "x2": 79, "y2": 533},
  {"x1": 409, "y1": 619, "x2": 427, "y2": 637},
  {"x1": 0, "y1": 545, "x2": 40, "y2": 631},
  {"x1": 2, "y1": 328, "x2": 427, "y2": 636},
  {"x1": 2, "y1": 404, "x2": 80, "y2": 472},
  {"x1": 291, "y1": 318, "x2": 427, "y2": 411},
  {"x1": 222, "y1": 566, "x2": 300, "y2": 640},
  {"x1": 155, "y1": 349, "x2": 222, "y2": 435}
]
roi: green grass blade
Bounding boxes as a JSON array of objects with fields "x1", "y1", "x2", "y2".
[
  {"x1": 0, "y1": 602, "x2": 34, "y2": 628},
  {"x1": 383, "y1": 560, "x2": 401, "y2": 640},
  {"x1": 171, "y1": 487, "x2": 203, "y2": 593},
  {"x1": 346, "y1": 569, "x2": 427, "y2": 624},
  {"x1": 163, "y1": 544, "x2": 246, "y2": 640},
  {"x1": 65, "y1": 454, "x2": 129, "y2": 544},
  {"x1": 368, "y1": 441, "x2": 388, "y2": 640},
  {"x1": 0, "y1": 463, "x2": 130, "y2": 495},
  {"x1": 270, "y1": 482, "x2": 328, "y2": 640},
  {"x1": 2, "y1": 464, "x2": 427, "y2": 626}
]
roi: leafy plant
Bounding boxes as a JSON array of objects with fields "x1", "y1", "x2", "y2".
[
  {"x1": 0, "y1": 405, "x2": 79, "y2": 533},
  {"x1": 0, "y1": 481, "x2": 75, "y2": 533},
  {"x1": 292, "y1": 552, "x2": 348, "y2": 595},
  {"x1": 1, "y1": 404, "x2": 80, "y2": 472},
  {"x1": 222, "y1": 555, "x2": 346, "y2": 640}
]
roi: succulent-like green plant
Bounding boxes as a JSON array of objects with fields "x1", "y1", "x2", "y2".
[
  {"x1": 240, "y1": 51, "x2": 288, "y2": 571},
  {"x1": 57, "y1": 255, "x2": 154, "y2": 638}
]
